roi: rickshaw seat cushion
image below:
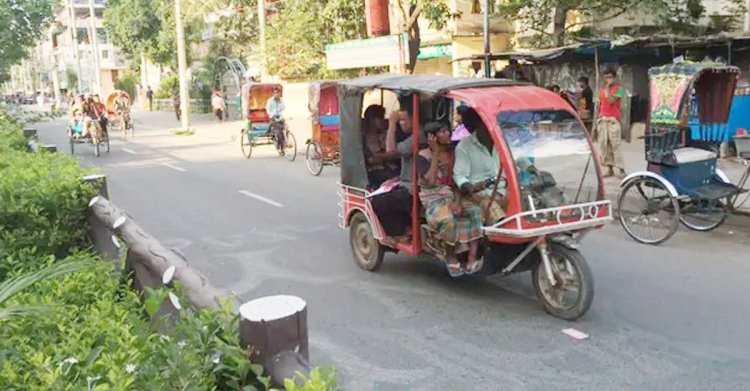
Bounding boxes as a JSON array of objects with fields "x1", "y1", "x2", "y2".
[
  {"x1": 320, "y1": 124, "x2": 339, "y2": 132},
  {"x1": 249, "y1": 110, "x2": 270, "y2": 122},
  {"x1": 319, "y1": 114, "x2": 340, "y2": 127},
  {"x1": 671, "y1": 147, "x2": 717, "y2": 164}
]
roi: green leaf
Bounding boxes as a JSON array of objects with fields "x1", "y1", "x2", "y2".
[
  {"x1": 85, "y1": 346, "x2": 104, "y2": 367},
  {"x1": 250, "y1": 363, "x2": 265, "y2": 377}
]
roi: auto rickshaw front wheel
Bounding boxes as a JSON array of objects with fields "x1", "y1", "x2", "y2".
[
  {"x1": 349, "y1": 212, "x2": 384, "y2": 271},
  {"x1": 531, "y1": 242, "x2": 593, "y2": 321}
]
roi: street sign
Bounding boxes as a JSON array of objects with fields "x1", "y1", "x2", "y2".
[{"x1": 325, "y1": 34, "x2": 410, "y2": 70}]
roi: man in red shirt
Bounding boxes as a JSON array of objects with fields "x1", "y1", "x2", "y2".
[{"x1": 596, "y1": 67, "x2": 626, "y2": 178}]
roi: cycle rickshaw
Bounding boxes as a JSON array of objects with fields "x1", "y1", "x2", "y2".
[
  {"x1": 618, "y1": 63, "x2": 748, "y2": 244},
  {"x1": 239, "y1": 83, "x2": 297, "y2": 161},
  {"x1": 305, "y1": 80, "x2": 340, "y2": 176},
  {"x1": 338, "y1": 75, "x2": 611, "y2": 320},
  {"x1": 67, "y1": 113, "x2": 110, "y2": 157},
  {"x1": 106, "y1": 90, "x2": 134, "y2": 140}
]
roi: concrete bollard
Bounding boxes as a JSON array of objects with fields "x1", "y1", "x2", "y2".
[
  {"x1": 239, "y1": 295, "x2": 311, "y2": 386},
  {"x1": 82, "y1": 174, "x2": 109, "y2": 199},
  {"x1": 40, "y1": 144, "x2": 57, "y2": 153}
]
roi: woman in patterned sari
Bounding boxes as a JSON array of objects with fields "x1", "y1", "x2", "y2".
[{"x1": 417, "y1": 121, "x2": 483, "y2": 277}]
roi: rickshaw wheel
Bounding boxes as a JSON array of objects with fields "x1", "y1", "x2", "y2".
[
  {"x1": 532, "y1": 242, "x2": 593, "y2": 321},
  {"x1": 617, "y1": 177, "x2": 680, "y2": 245},
  {"x1": 104, "y1": 131, "x2": 110, "y2": 154},
  {"x1": 284, "y1": 130, "x2": 297, "y2": 162},
  {"x1": 678, "y1": 199, "x2": 727, "y2": 231},
  {"x1": 349, "y1": 212, "x2": 384, "y2": 271},
  {"x1": 305, "y1": 141, "x2": 324, "y2": 176},
  {"x1": 240, "y1": 129, "x2": 253, "y2": 159},
  {"x1": 68, "y1": 135, "x2": 75, "y2": 155}
]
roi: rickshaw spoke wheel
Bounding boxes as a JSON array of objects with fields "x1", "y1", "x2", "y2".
[
  {"x1": 240, "y1": 129, "x2": 253, "y2": 159},
  {"x1": 532, "y1": 242, "x2": 593, "y2": 320},
  {"x1": 306, "y1": 142, "x2": 324, "y2": 176},
  {"x1": 679, "y1": 199, "x2": 727, "y2": 231},
  {"x1": 284, "y1": 130, "x2": 297, "y2": 162},
  {"x1": 349, "y1": 212, "x2": 384, "y2": 272},
  {"x1": 618, "y1": 177, "x2": 679, "y2": 245}
]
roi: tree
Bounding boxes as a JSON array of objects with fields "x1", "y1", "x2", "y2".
[
  {"x1": 396, "y1": 0, "x2": 460, "y2": 74},
  {"x1": 498, "y1": 0, "x2": 747, "y2": 48},
  {"x1": 104, "y1": 0, "x2": 202, "y2": 68},
  {"x1": 0, "y1": 0, "x2": 54, "y2": 77},
  {"x1": 264, "y1": 0, "x2": 368, "y2": 79}
]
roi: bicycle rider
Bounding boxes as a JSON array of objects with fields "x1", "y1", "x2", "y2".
[{"x1": 266, "y1": 87, "x2": 286, "y2": 153}]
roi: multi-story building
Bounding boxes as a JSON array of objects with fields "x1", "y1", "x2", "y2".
[
  {"x1": 47, "y1": 0, "x2": 128, "y2": 96},
  {"x1": 325, "y1": 0, "x2": 512, "y2": 77}
]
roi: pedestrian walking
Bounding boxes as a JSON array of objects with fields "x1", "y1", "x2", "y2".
[
  {"x1": 212, "y1": 91, "x2": 226, "y2": 123},
  {"x1": 146, "y1": 86, "x2": 154, "y2": 111},
  {"x1": 595, "y1": 67, "x2": 627, "y2": 178}
]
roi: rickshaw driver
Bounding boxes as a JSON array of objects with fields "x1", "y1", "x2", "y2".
[
  {"x1": 454, "y1": 109, "x2": 506, "y2": 223},
  {"x1": 266, "y1": 87, "x2": 287, "y2": 153}
]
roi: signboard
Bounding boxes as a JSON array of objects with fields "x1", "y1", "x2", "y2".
[
  {"x1": 325, "y1": 34, "x2": 410, "y2": 70},
  {"x1": 417, "y1": 44, "x2": 452, "y2": 60}
]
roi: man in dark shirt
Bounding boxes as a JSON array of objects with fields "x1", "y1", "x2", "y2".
[{"x1": 577, "y1": 77, "x2": 594, "y2": 120}]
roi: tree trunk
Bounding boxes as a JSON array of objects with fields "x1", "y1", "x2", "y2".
[
  {"x1": 88, "y1": 196, "x2": 234, "y2": 312},
  {"x1": 405, "y1": 4, "x2": 421, "y2": 74},
  {"x1": 552, "y1": 7, "x2": 568, "y2": 47}
]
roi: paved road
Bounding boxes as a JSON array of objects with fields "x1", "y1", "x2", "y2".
[{"x1": 36, "y1": 111, "x2": 750, "y2": 390}]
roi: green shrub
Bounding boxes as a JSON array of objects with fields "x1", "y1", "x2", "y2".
[
  {"x1": 155, "y1": 74, "x2": 180, "y2": 99},
  {"x1": 0, "y1": 137, "x2": 97, "y2": 278},
  {"x1": 0, "y1": 108, "x2": 26, "y2": 152},
  {"x1": 114, "y1": 72, "x2": 139, "y2": 99},
  {"x1": 0, "y1": 252, "x2": 256, "y2": 390}
]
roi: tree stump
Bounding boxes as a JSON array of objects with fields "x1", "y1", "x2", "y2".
[{"x1": 239, "y1": 295, "x2": 311, "y2": 385}]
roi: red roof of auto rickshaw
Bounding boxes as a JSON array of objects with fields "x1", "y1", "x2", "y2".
[{"x1": 448, "y1": 85, "x2": 576, "y2": 115}]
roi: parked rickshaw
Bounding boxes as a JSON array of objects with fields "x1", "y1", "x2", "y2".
[
  {"x1": 338, "y1": 75, "x2": 611, "y2": 320},
  {"x1": 240, "y1": 83, "x2": 297, "y2": 161},
  {"x1": 617, "y1": 63, "x2": 748, "y2": 244},
  {"x1": 305, "y1": 81, "x2": 340, "y2": 175},
  {"x1": 105, "y1": 90, "x2": 133, "y2": 140}
]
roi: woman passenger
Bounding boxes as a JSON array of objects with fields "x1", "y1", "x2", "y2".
[{"x1": 417, "y1": 121, "x2": 483, "y2": 277}]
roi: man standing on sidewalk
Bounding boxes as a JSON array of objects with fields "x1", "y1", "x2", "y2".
[
  {"x1": 146, "y1": 86, "x2": 154, "y2": 111},
  {"x1": 596, "y1": 67, "x2": 626, "y2": 178}
]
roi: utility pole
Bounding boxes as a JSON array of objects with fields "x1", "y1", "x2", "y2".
[
  {"x1": 48, "y1": 30, "x2": 62, "y2": 108},
  {"x1": 483, "y1": 0, "x2": 491, "y2": 78},
  {"x1": 744, "y1": 0, "x2": 750, "y2": 32},
  {"x1": 174, "y1": 0, "x2": 190, "y2": 130},
  {"x1": 258, "y1": 0, "x2": 266, "y2": 80},
  {"x1": 68, "y1": 0, "x2": 84, "y2": 93},
  {"x1": 88, "y1": 0, "x2": 102, "y2": 94}
]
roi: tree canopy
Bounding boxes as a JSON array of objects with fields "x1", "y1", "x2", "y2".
[
  {"x1": 498, "y1": 0, "x2": 747, "y2": 47},
  {"x1": 0, "y1": 0, "x2": 55, "y2": 80},
  {"x1": 104, "y1": 0, "x2": 202, "y2": 68}
]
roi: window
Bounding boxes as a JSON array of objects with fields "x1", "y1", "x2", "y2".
[{"x1": 101, "y1": 50, "x2": 109, "y2": 59}]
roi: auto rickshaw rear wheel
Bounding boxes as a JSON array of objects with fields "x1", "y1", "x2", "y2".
[
  {"x1": 349, "y1": 212, "x2": 384, "y2": 271},
  {"x1": 532, "y1": 242, "x2": 593, "y2": 321}
]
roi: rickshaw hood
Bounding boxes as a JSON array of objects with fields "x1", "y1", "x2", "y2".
[{"x1": 448, "y1": 85, "x2": 574, "y2": 117}]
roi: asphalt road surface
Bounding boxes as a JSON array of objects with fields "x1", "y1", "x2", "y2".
[{"x1": 35, "y1": 111, "x2": 750, "y2": 390}]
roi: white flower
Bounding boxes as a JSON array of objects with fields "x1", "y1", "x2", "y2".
[
  {"x1": 177, "y1": 341, "x2": 187, "y2": 348},
  {"x1": 211, "y1": 351, "x2": 222, "y2": 364},
  {"x1": 125, "y1": 363, "x2": 136, "y2": 374},
  {"x1": 160, "y1": 334, "x2": 171, "y2": 342}
]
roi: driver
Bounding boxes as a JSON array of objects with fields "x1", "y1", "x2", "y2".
[
  {"x1": 453, "y1": 108, "x2": 505, "y2": 224},
  {"x1": 266, "y1": 87, "x2": 286, "y2": 152}
]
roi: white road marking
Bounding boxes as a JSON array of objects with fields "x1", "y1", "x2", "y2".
[
  {"x1": 122, "y1": 148, "x2": 137, "y2": 155},
  {"x1": 238, "y1": 190, "x2": 284, "y2": 208},
  {"x1": 162, "y1": 162, "x2": 186, "y2": 172}
]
